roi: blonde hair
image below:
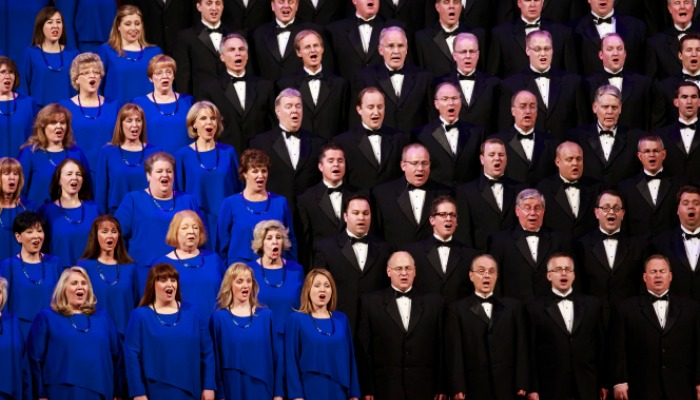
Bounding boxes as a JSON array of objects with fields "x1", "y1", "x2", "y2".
[
  {"x1": 107, "y1": 5, "x2": 151, "y2": 56},
  {"x1": 51, "y1": 267, "x2": 97, "y2": 316},
  {"x1": 186, "y1": 101, "x2": 223, "y2": 140},
  {"x1": 165, "y1": 210, "x2": 207, "y2": 247},
  {"x1": 216, "y1": 263, "x2": 263, "y2": 311},
  {"x1": 298, "y1": 269, "x2": 337, "y2": 314},
  {"x1": 146, "y1": 54, "x2": 177, "y2": 77},
  {"x1": 0, "y1": 276, "x2": 7, "y2": 310},
  {"x1": 251, "y1": 220, "x2": 292, "y2": 255},
  {"x1": 69, "y1": 52, "x2": 104, "y2": 90},
  {"x1": 0, "y1": 157, "x2": 25, "y2": 213}
]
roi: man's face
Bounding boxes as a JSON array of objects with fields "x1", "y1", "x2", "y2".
[
  {"x1": 275, "y1": 95, "x2": 302, "y2": 131},
  {"x1": 636, "y1": 139, "x2": 666, "y2": 175},
  {"x1": 547, "y1": 256, "x2": 575, "y2": 293},
  {"x1": 511, "y1": 91, "x2": 538, "y2": 131},
  {"x1": 272, "y1": 0, "x2": 298, "y2": 23},
  {"x1": 469, "y1": 256, "x2": 498, "y2": 296},
  {"x1": 668, "y1": 0, "x2": 694, "y2": 26},
  {"x1": 555, "y1": 143, "x2": 584, "y2": 181},
  {"x1": 435, "y1": 0, "x2": 462, "y2": 28},
  {"x1": 296, "y1": 33, "x2": 324, "y2": 70},
  {"x1": 643, "y1": 258, "x2": 672, "y2": 295},
  {"x1": 401, "y1": 146, "x2": 431, "y2": 187},
  {"x1": 679, "y1": 39, "x2": 700, "y2": 73},
  {"x1": 678, "y1": 191, "x2": 700, "y2": 230},
  {"x1": 318, "y1": 149, "x2": 345, "y2": 184},
  {"x1": 481, "y1": 142, "x2": 507, "y2": 178},
  {"x1": 526, "y1": 34, "x2": 552, "y2": 72},
  {"x1": 598, "y1": 35, "x2": 626, "y2": 72},
  {"x1": 356, "y1": 91, "x2": 385, "y2": 130},
  {"x1": 588, "y1": 0, "x2": 614, "y2": 16},
  {"x1": 344, "y1": 198, "x2": 371, "y2": 236},
  {"x1": 518, "y1": 0, "x2": 543, "y2": 21},
  {"x1": 429, "y1": 201, "x2": 458, "y2": 239},
  {"x1": 378, "y1": 30, "x2": 408, "y2": 70},
  {"x1": 595, "y1": 193, "x2": 625, "y2": 233},
  {"x1": 674, "y1": 85, "x2": 700, "y2": 120},
  {"x1": 516, "y1": 197, "x2": 545, "y2": 231},
  {"x1": 352, "y1": 0, "x2": 379, "y2": 19},
  {"x1": 434, "y1": 84, "x2": 461, "y2": 123},
  {"x1": 452, "y1": 36, "x2": 479, "y2": 75},
  {"x1": 197, "y1": 0, "x2": 224, "y2": 25},
  {"x1": 592, "y1": 94, "x2": 621, "y2": 130},
  {"x1": 386, "y1": 252, "x2": 416, "y2": 292},
  {"x1": 220, "y1": 37, "x2": 248, "y2": 74}
]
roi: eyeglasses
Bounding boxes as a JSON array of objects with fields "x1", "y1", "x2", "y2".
[
  {"x1": 0, "y1": 71, "x2": 14, "y2": 77},
  {"x1": 383, "y1": 43, "x2": 407, "y2": 50},
  {"x1": 472, "y1": 269, "x2": 497, "y2": 276},
  {"x1": 548, "y1": 266, "x2": 574, "y2": 273},
  {"x1": 78, "y1": 70, "x2": 101, "y2": 77},
  {"x1": 389, "y1": 266, "x2": 415, "y2": 273},
  {"x1": 515, "y1": 104, "x2": 537, "y2": 111},
  {"x1": 403, "y1": 160, "x2": 430, "y2": 167},
  {"x1": 454, "y1": 49, "x2": 478, "y2": 56},
  {"x1": 436, "y1": 96, "x2": 460, "y2": 103},
  {"x1": 640, "y1": 149, "x2": 663, "y2": 156},
  {"x1": 528, "y1": 46, "x2": 553, "y2": 53},
  {"x1": 433, "y1": 212, "x2": 458, "y2": 219},
  {"x1": 518, "y1": 205, "x2": 544, "y2": 213},
  {"x1": 153, "y1": 70, "x2": 174, "y2": 77},
  {"x1": 597, "y1": 206, "x2": 623, "y2": 214}
]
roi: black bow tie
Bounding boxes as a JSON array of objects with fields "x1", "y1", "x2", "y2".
[
  {"x1": 524, "y1": 21, "x2": 540, "y2": 29},
  {"x1": 365, "y1": 128, "x2": 380, "y2": 136},
  {"x1": 487, "y1": 178, "x2": 502, "y2": 186},
  {"x1": 231, "y1": 75, "x2": 246, "y2": 83},
  {"x1": 683, "y1": 74, "x2": 700, "y2": 82},
  {"x1": 644, "y1": 172, "x2": 663, "y2": 182},
  {"x1": 593, "y1": 15, "x2": 614, "y2": 25},
  {"x1": 607, "y1": 71, "x2": 623, "y2": 79},
  {"x1": 673, "y1": 28, "x2": 689, "y2": 36},
  {"x1": 524, "y1": 230, "x2": 540, "y2": 238},
  {"x1": 442, "y1": 29, "x2": 458, "y2": 38},
  {"x1": 305, "y1": 72, "x2": 323, "y2": 81},
  {"x1": 599, "y1": 130, "x2": 614, "y2": 138},
  {"x1": 562, "y1": 181, "x2": 579, "y2": 189},
  {"x1": 388, "y1": 68, "x2": 404, "y2": 77},
  {"x1": 556, "y1": 293, "x2": 573, "y2": 302},
  {"x1": 284, "y1": 130, "x2": 300, "y2": 139},
  {"x1": 327, "y1": 186, "x2": 342, "y2": 194},
  {"x1": 206, "y1": 26, "x2": 223, "y2": 34},
  {"x1": 407, "y1": 183, "x2": 424, "y2": 191},
  {"x1": 276, "y1": 25, "x2": 291, "y2": 34},
  {"x1": 651, "y1": 293, "x2": 669, "y2": 303},
  {"x1": 395, "y1": 289, "x2": 412, "y2": 298},
  {"x1": 458, "y1": 72, "x2": 475, "y2": 81},
  {"x1": 357, "y1": 17, "x2": 376, "y2": 26},
  {"x1": 680, "y1": 121, "x2": 697, "y2": 130},
  {"x1": 478, "y1": 296, "x2": 493, "y2": 304},
  {"x1": 444, "y1": 122, "x2": 458, "y2": 131},
  {"x1": 601, "y1": 231, "x2": 620, "y2": 240},
  {"x1": 435, "y1": 239, "x2": 452, "y2": 248},
  {"x1": 684, "y1": 232, "x2": 700, "y2": 240},
  {"x1": 350, "y1": 235, "x2": 369, "y2": 245},
  {"x1": 517, "y1": 132, "x2": 534, "y2": 140},
  {"x1": 532, "y1": 70, "x2": 550, "y2": 79}
]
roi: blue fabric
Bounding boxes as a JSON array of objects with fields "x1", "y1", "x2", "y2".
[
  {"x1": 17, "y1": 46, "x2": 78, "y2": 107},
  {"x1": 18, "y1": 145, "x2": 91, "y2": 207},
  {"x1": 124, "y1": 303, "x2": 216, "y2": 398},
  {"x1": 114, "y1": 190, "x2": 200, "y2": 267},
  {"x1": 0, "y1": 0, "x2": 50, "y2": 61},
  {"x1": 285, "y1": 311, "x2": 361, "y2": 400},
  {"x1": 95, "y1": 143, "x2": 160, "y2": 214},
  {"x1": 0, "y1": 94, "x2": 37, "y2": 158},
  {"x1": 39, "y1": 200, "x2": 101, "y2": 267},
  {"x1": 0, "y1": 254, "x2": 62, "y2": 338},
  {"x1": 216, "y1": 192, "x2": 297, "y2": 264},
  {"x1": 174, "y1": 143, "x2": 240, "y2": 251},
  {"x1": 132, "y1": 94, "x2": 194, "y2": 155},
  {"x1": 0, "y1": 199, "x2": 36, "y2": 262},
  {"x1": 0, "y1": 312, "x2": 29, "y2": 400},
  {"x1": 97, "y1": 44, "x2": 163, "y2": 104},
  {"x1": 27, "y1": 308, "x2": 121, "y2": 399},
  {"x1": 76, "y1": 259, "x2": 139, "y2": 337},
  {"x1": 54, "y1": 0, "x2": 116, "y2": 51},
  {"x1": 247, "y1": 259, "x2": 303, "y2": 335}
]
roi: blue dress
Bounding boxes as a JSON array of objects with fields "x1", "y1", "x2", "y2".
[
  {"x1": 114, "y1": 190, "x2": 201, "y2": 267},
  {"x1": 54, "y1": 0, "x2": 117, "y2": 52},
  {"x1": 27, "y1": 308, "x2": 121, "y2": 400},
  {"x1": 76, "y1": 259, "x2": 139, "y2": 338},
  {"x1": 58, "y1": 98, "x2": 120, "y2": 180},
  {"x1": 18, "y1": 145, "x2": 91, "y2": 207},
  {"x1": 151, "y1": 250, "x2": 225, "y2": 323},
  {"x1": 0, "y1": 200, "x2": 36, "y2": 262},
  {"x1": 95, "y1": 143, "x2": 160, "y2": 215},
  {"x1": 39, "y1": 200, "x2": 101, "y2": 267},
  {"x1": 0, "y1": 312, "x2": 29, "y2": 400},
  {"x1": 209, "y1": 307, "x2": 283, "y2": 399},
  {"x1": 0, "y1": 0, "x2": 50, "y2": 61},
  {"x1": 97, "y1": 44, "x2": 163, "y2": 104},
  {"x1": 0, "y1": 254, "x2": 62, "y2": 339},
  {"x1": 175, "y1": 143, "x2": 240, "y2": 251},
  {"x1": 216, "y1": 192, "x2": 297, "y2": 265},
  {"x1": 124, "y1": 303, "x2": 216, "y2": 399},
  {"x1": 0, "y1": 94, "x2": 37, "y2": 158},
  {"x1": 285, "y1": 311, "x2": 361, "y2": 400},
  {"x1": 132, "y1": 94, "x2": 194, "y2": 155},
  {"x1": 18, "y1": 46, "x2": 78, "y2": 107}
]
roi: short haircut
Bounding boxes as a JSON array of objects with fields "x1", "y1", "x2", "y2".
[
  {"x1": 111, "y1": 103, "x2": 149, "y2": 146},
  {"x1": 51, "y1": 267, "x2": 97, "y2": 316},
  {"x1": 294, "y1": 29, "x2": 323, "y2": 51},
  {"x1": 644, "y1": 254, "x2": 671, "y2": 272},
  {"x1": 453, "y1": 32, "x2": 479, "y2": 50},
  {"x1": 319, "y1": 142, "x2": 345, "y2": 163},
  {"x1": 470, "y1": 254, "x2": 498, "y2": 271},
  {"x1": 680, "y1": 32, "x2": 700, "y2": 52},
  {"x1": 676, "y1": 81, "x2": 700, "y2": 98},
  {"x1": 430, "y1": 195, "x2": 456, "y2": 215},
  {"x1": 516, "y1": 188, "x2": 545, "y2": 208},
  {"x1": 0, "y1": 56, "x2": 20, "y2": 90},
  {"x1": 593, "y1": 84, "x2": 621, "y2": 104},
  {"x1": 546, "y1": 252, "x2": 575, "y2": 272},
  {"x1": 220, "y1": 33, "x2": 248, "y2": 54},
  {"x1": 147, "y1": 54, "x2": 177, "y2": 77},
  {"x1": 186, "y1": 101, "x2": 223, "y2": 140},
  {"x1": 49, "y1": 158, "x2": 92, "y2": 201},
  {"x1": 238, "y1": 149, "x2": 270, "y2": 182},
  {"x1": 510, "y1": 90, "x2": 536, "y2": 107},
  {"x1": 144, "y1": 152, "x2": 175, "y2": 175},
  {"x1": 600, "y1": 32, "x2": 624, "y2": 50},
  {"x1": 217, "y1": 263, "x2": 263, "y2": 310},
  {"x1": 379, "y1": 26, "x2": 407, "y2": 44},
  {"x1": 387, "y1": 251, "x2": 415, "y2": 269},
  {"x1": 165, "y1": 210, "x2": 207, "y2": 247},
  {"x1": 275, "y1": 88, "x2": 302, "y2": 108},
  {"x1": 434, "y1": 82, "x2": 461, "y2": 99},
  {"x1": 525, "y1": 29, "x2": 552, "y2": 47},
  {"x1": 298, "y1": 269, "x2": 337, "y2": 313},
  {"x1": 69, "y1": 52, "x2": 104, "y2": 90},
  {"x1": 342, "y1": 193, "x2": 371, "y2": 215},
  {"x1": 637, "y1": 134, "x2": 665, "y2": 152},
  {"x1": 480, "y1": 138, "x2": 506, "y2": 154},
  {"x1": 595, "y1": 189, "x2": 624, "y2": 209},
  {"x1": 12, "y1": 211, "x2": 45, "y2": 236},
  {"x1": 401, "y1": 143, "x2": 429, "y2": 161},
  {"x1": 356, "y1": 86, "x2": 384, "y2": 108},
  {"x1": 139, "y1": 263, "x2": 181, "y2": 307},
  {"x1": 555, "y1": 141, "x2": 582, "y2": 158},
  {"x1": 677, "y1": 185, "x2": 700, "y2": 203},
  {"x1": 251, "y1": 219, "x2": 292, "y2": 255}
]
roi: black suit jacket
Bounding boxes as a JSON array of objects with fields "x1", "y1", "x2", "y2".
[
  {"x1": 499, "y1": 68, "x2": 587, "y2": 140},
  {"x1": 334, "y1": 125, "x2": 410, "y2": 191},
  {"x1": 123, "y1": 0, "x2": 195, "y2": 55},
  {"x1": 652, "y1": 228, "x2": 700, "y2": 302},
  {"x1": 658, "y1": 75, "x2": 686, "y2": 123},
  {"x1": 174, "y1": 21, "x2": 231, "y2": 96},
  {"x1": 414, "y1": 23, "x2": 486, "y2": 77},
  {"x1": 377, "y1": 0, "x2": 430, "y2": 40},
  {"x1": 526, "y1": 292, "x2": 605, "y2": 400},
  {"x1": 617, "y1": 172, "x2": 684, "y2": 238},
  {"x1": 656, "y1": 122, "x2": 700, "y2": 182},
  {"x1": 536, "y1": 174, "x2": 601, "y2": 240},
  {"x1": 371, "y1": 178, "x2": 453, "y2": 247},
  {"x1": 197, "y1": 73, "x2": 275, "y2": 154},
  {"x1": 352, "y1": 63, "x2": 432, "y2": 132},
  {"x1": 455, "y1": 174, "x2": 525, "y2": 250},
  {"x1": 433, "y1": 70, "x2": 500, "y2": 134},
  {"x1": 496, "y1": 0, "x2": 588, "y2": 25},
  {"x1": 611, "y1": 294, "x2": 700, "y2": 399},
  {"x1": 487, "y1": 226, "x2": 571, "y2": 304},
  {"x1": 313, "y1": 232, "x2": 393, "y2": 331},
  {"x1": 277, "y1": 70, "x2": 349, "y2": 139},
  {"x1": 445, "y1": 294, "x2": 529, "y2": 400},
  {"x1": 222, "y1": 0, "x2": 272, "y2": 33},
  {"x1": 490, "y1": 128, "x2": 559, "y2": 186},
  {"x1": 568, "y1": 123, "x2": 643, "y2": 186},
  {"x1": 297, "y1": 0, "x2": 348, "y2": 26},
  {"x1": 645, "y1": 26, "x2": 700, "y2": 81},
  {"x1": 357, "y1": 289, "x2": 444, "y2": 399},
  {"x1": 411, "y1": 119, "x2": 484, "y2": 186},
  {"x1": 487, "y1": 19, "x2": 577, "y2": 78}
]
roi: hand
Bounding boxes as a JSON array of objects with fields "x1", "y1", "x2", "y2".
[
  {"x1": 363, "y1": 396, "x2": 374, "y2": 400},
  {"x1": 600, "y1": 387, "x2": 609, "y2": 400},
  {"x1": 434, "y1": 394, "x2": 446, "y2": 400},
  {"x1": 527, "y1": 393, "x2": 540, "y2": 400},
  {"x1": 133, "y1": 397, "x2": 147, "y2": 400},
  {"x1": 696, "y1": 384, "x2": 700, "y2": 400},
  {"x1": 613, "y1": 383, "x2": 628, "y2": 400},
  {"x1": 201, "y1": 390, "x2": 215, "y2": 400},
  {"x1": 453, "y1": 393, "x2": 466, "y2": 400},
  {"x1": 274, "y1": 397, "x2": 284, "y2": 400},
  {"x1": 517, "y1": 389, "x2": 527, "y2": 397},
  {"x1": 349, "y1": 398, "x2": 359, "y2": 400}
]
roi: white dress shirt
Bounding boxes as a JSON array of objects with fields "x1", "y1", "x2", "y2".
[
  {"x1": 408, "y1": 186, "x2": 426, "y2": 223},
  {"x1": 361, "y1": 122, "x2": 382, "y2": 163},
  {"x1": 280, "y1": 125, "x2": 300, "y2": 169},
  {"x1": 682, "y1": 226, "x2": 700, "y2": 271},
  {"x1": 601, "y1": 228, "x2": 620, "y2": 268},
  {"x1": 434, "y1": 234, "x2": 452, "y2": 273},
  {"x1": 649, "y1": 289, "x2": 669, "y2": 328},
  {"x1": 644, "y1": 169, "x2": 663, "y2": 206},
  {"x1": 680, "y1": 117, "x2": 697, "y2": 154},
  {"x1": 392, "y1": 285, "x2": 412, "y2": 329},
  {"x1": 348, "y1": 230, "x2": 368, "y2": 270},
  {"x1": 554, "y1": 287, "x2": 574, "y2": 333},
  {"x1": 276, "y1": 19, "x2": 293, "y2": 56},
  {"x1": 514, "y1": 126, "x2": 535, "y2": 161},
  {"x1": 597, "y1": 124, "x2": 617, "y2": 161},
  {"x1": 531, "y1": 66, "x2": 550, "y2": 108},
  {"x1": 485, "y1": 173, "x2": 504, "y2": 211},
  {"x1": 475, "y1": 292, "x2": 494, "y2": 319}
]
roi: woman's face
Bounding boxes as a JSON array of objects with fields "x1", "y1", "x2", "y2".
[
  {"x1": 76, "y1": 64, "x2": 102, "y2": 94},
  {"x1": 121, "y1": 111, "x2": 143, "y2": 142},
  {"x1": 176, "y1": 216, "x2": 201, "y2": 250},
  {"x1": 1, "y1": 168, "x2": 20, "y2": 196},
  {"x1": 243, "y1": 165, "x2": 268, "y2": 192},
  {"x1": 58, "y1": 161, "x2": 83, "y2": 197},
  {"x1": 193, "y1": 109, "x2": 218, "y2": 142},
  {"x1": 150, "y1": 65, "x2": 174, "y2": 92},
  {"x1": 154, "y1": 276, "x2": 177, "y2": 304},
  {"x1": 0, "y1": 63, "x2": 16, "y2": 96},
  {"x1": 42, "y1": 12, "x2": 63, "y2": 43},
  {"x1": 231, "y1": 271, "x2": 253, "y2": 305},
  {"x1": 117, "y1": 14, "x2": 142, "y2": 44},
  {"x1": 97, "y1": 221, "x2": 119, "y2": 253},
  {"x1": 65, "y1": 271, "x2": 88, "y2": 311},
  {"x1": 44, "y1": 114, "x2": 67, "y2": 146},
  {"x1": 262, "y1": 229, "x2": 283, "y2": 260},
  {"x1": 15, "y1": 223, "x2": 45, "y2": 253},
  {"x1": 147, "y1": 160, "x2": 174, "y2": 194},
  {"x1": 309, "y1": 274, "x2": 332, "y2": 310}
]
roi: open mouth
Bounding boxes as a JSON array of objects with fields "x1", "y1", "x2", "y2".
[
  {"x1": 159, "y1": 177, "x2": 169, "y2": 185},
  {"x1": 318, "y1": 293, "x2": 327, "y2": 301},
  {"x1": 205, "y1": 127, "x2": 214, "y2": 134},
  {"x1": 234, "y1": 58, "x2": 243, "y2": 66},
  {"x1": 75, "y1": 291, "x2": 85, "y2": 299},
  {"x1": 105, "y1": 239, "x2": 114, "y2": 246},
  {"x1": 481, "y1": 280, "x2": 491, "y2": 290},
  {"x1": 559, "y1": 278, "x2": 568, "y2": 285},
  {"x1": 7, "y1": 182, "x2": 16, "y2": 190},
  {"x1": 310, "y1": 54, "x2": 318, "y2": 61},
  {"x1": 165, "y1": 288, "x2": 174, "y2": 296}
]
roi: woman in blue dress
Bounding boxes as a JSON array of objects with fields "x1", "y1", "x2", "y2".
[
  {"x1": 27, "y1": 266, "x2": 121, "y2": 400},
  {"x1": 125, "y1": 263, "x2": 215, "y2": 400},
  {"x1": 151, "y1": 210, "x2": 224, "y2": 323},
  {"x1": 217, "y1": 149, "x2": 297, "y2": 264},
  {"x1": 78, "y1": 214, "x2": 138, "y2": 338},
  {"x1": 0, "y1": 56, "x2": 37, "y2": 158},
  {"x1": 18, "y1": 103, "x2": 90, "y2": 207},
  {"x1": 132, "y1": 55, "x2": 193, "y2": 155},
  {"x1": 97, "y1": 5, "x2": 162, "y2": 104},
  {"x1": 175, "y1": 101, "x2": 240, "y2": 251},
  {"x1": 54, "y1": 0, "x2": 117, "y2": 52},
  {"x1": 39, "y1": 158, "x2": 99, "y2": 267},
  {"x1": 95, "y1": 103, "x2": 159, "y2": 214},
  {"x1": 0, "y1": 276, "x2": 30, "y2": 400},
  {"x1": 115, "y1": 152, "x2": 200, "y2": 268},
  {"x1": 0, "y1": 211, "x2": 61, "y2": 339},
  {"x1": 59, "y1": 52, "x2": 120, "y2": 180},
  {"x1": 18, "y1": 7, "x2": 78, "y2": 107},
  {"x1": 210, "y1": 263, "x2": 283, "y2": 400},
  {"x1": 0, "y1": 158, "x2": 35, "y2": 262},
  {"x1": 285, "y1": 269, "x2": 361, "y2": 400}
]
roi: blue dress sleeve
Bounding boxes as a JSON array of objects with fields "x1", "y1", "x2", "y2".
[
  {"x1": 285, "y1": 313, "x2": 304, "y2": 399},
  {"x1": 26, "y1": 309, "x2": 49, "y2": 398},
  {"x1": 208, "y1": 314, "x2": 225, "y2": 399},
  {"x1": 124, "y1": 308, "x2": 147, "y2": 397},
  {"x1": 216, "y1": 197, "x2": 233, "y2": 261},
  {"x1": 174, "y1": 146, "x2": 187, "y2": 192},
  {"x1": 115, "y1": 192, "x2": 135, "y2": 249},
  {"x1": 282, "y1": 199, "x2": 298, "y2": 261},
  {"x1": 95, "y1": 145, "x2": 110, "y2": 213},
  {"x1": 16, "y1": 47, "x2": 32, "y2": 98},
  {"x1": 200, "y1": 314, "x2": 216, "y2": 392},
  {"x1": 17, "y1": 147, "x2": 33, "y2": 199}
]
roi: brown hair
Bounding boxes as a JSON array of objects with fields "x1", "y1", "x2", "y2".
[
  {"x1": 48, "y1": 158, "x2": 92, "y2": 201},
  {"x1": 22, "y1": 104, "x2": 75, "y2": 150},
  {"x1": 0, "y1": 157, "x2": 25, "y2": 212},
  {"x1": 146, "y1": 54, "x2": 177, "y2": 77},
  {"x1": 111, "y1": 103, "x2": 149, "y2": 146},
  {"x1": 0, "y1": 56, "x2": 20, "y2": 90},
  {"x1": 138, "y1": 263, "x2": 181, "y2": 307},
  {"x1": 80, "y1": 215, "x2": 134, "y2": 264},
  {"x1": 298, "y1": 269, "x2": 337, "y2": 313},
  {"x1": 238, "y1": 149, "x2": 270, "y2": 182},
  {"x1": 107, "y1": 5, "x2": 151, "y2": 56},
  {"x1": 32, "y1": 7, "x2": 67, "y2": 46},
  {"x1": 216, "y1": 263, "x2": 263, "y2": 311},
  {"x1": 144, "y1": 152, "x2": 175, "y2": 174},
  {"x1": 165, "y1": 210, "x2": 207, "y2": 247}
]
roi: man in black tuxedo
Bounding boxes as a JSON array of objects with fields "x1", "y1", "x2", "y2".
[
  {"x1": 656, "y1": 81, "x2": 700, "y2": 181},
  {"x1": 526, "y1": 252, "x2": 607, "y2": 400},
  {"x1": 356, "y1": 251, "x2": 445, "y2": 400},
  {"x1": 610, "y1": 255, "x2": 700, "y2": 400},
  {"x1": 537, "y1": 141, "x2": 601, "y2": 240},
  {"x1": 651, "y1": 185, "x2": 700, "y2": 301},
  {"x1": 198, "y1": 34, "x2": 275, "y2": 154},
  {"x1": 174, "y1": 0, "x2": 230, "y2": 96},
  {"x1": 412, "y1": 82, "x2": 484, "y2": 186},
  {"x1": 659, "y1": 33, "x2": 700, "y2": 119},
  {"x1": 498, "y1": 30, "x2": 587, "y2": 140},
  {"x1": 455, "y1": 138, "x2": 525, "y2": 250},
  {"x1": 496, "y1": 0, "x2": 588, "y2": 25},
  {"x1": 645, "y1": 0, "x2": 699, "y2": 81},
  {"x1": 491, "y1": 90, "x2": 558, "y2": 186},
  {"x1": 568, "y1": 84, "x2": 643, "y2": 186},
  {"x1": 403, "y1": 196, "x2": 479, "y2": 304},
  {"x1": 248, "y1": 88, "x2": 326, "y2": 211},
  {"x1": 276, "y1": 30, "x2": 349, "y2": 139},
  {"x1": 618, "y1": 135, "x2": 684, "y2": 238},
  {"x1": 123, "y1": 0, "x2": 194, "y2": 56},
  {"x1": 414, "y1": 0, "x2": 486, "y2": 77},
  {"x1": 372, "y1": 143, "x2": 452, "y2": 247},
  {"x1": 314, "y1": 194, "x2": 393, "y2": 331},
  {"x1": 352, "y1": 26, "x2": 432, "y2": 133},
  {"x1": 487, "y1": 0, "x2": 577, "y2": 78},
  {"x1": 574, "y1": 190, "x2": 647, "y2": 328},
  {"x1": 445, "y1": 254, "x2": 528, "y2": 400},
  {"x1": 488, "y1": 188, "x2": 571, "y2": 303},
  {"x1": 221, "y1": 0, "x2": 272, "y2": 34},
  {"x1": 335, "y1": 87, "x2": 409, "y2": 190},
  {"x1": 571, "y1": 0, "x2": 647, "y2": 76},
  {"x1": 296, "y1": 0, "x2": 347, "y2": 26}
]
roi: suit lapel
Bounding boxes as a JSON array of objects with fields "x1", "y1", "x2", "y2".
[
  {"x1": 664, "y1": 298, "x2": 680, "y2": 334},
  {"x1": 545, "y1": 298, "x2": 570, "y2": 334},
  {"x1": 406, "y1": 295, "x2": 424, "y2": 335},
  {"x1": 431, "y1": 125, "x2": 454, "y2": 157},
  {"x1": 640, "y1": 297, "x2": 664, "y2": 332},
  {"x1": 384, "y1": 290, "x2": 407, "y2": 331},
  {"x1": 264, "y1": 31, "x2": 283, "y2": 62},
  {"x1": 655, "y1": 179, "x2": 672, "y2": 211},
  {"x1": 571, "y1": 298, "x2": 584, "y2": 334},
  {"x1": 295, "y1": 134, "x2": 313, "y2": 172},
  {"x1": 224, "y1": 81, "x2": 244, "y2": 114},
  {"x1": 546, "y1": 75, "x2": 562, "y2": 114},
  {"x1": 348, "y1": 23, "x2": 368, "y2": 60},
  {"x1": 611, "y1": 237, "x2": 629, "y2": 273},
  {"x1": 635, "y1": 177, "x2": 655, "y2": 208},
  {"x1": 508, "y1": 134, "x2": 529, "y2": 164},
  {"x1": 318, "y1": 190, "x2": 338, "y2": 225},
  {"x1": 444, "y1": 247, "x2": 460, "y2": 279},
  {"x1": 197, "y1": 27, "x2": 219, "y2": 57},
  {"x1": 586, "y1": 130, "x2": 608, "y2": 164},
  {"x1": 397, "y1": 188, "x2": 417, "y2": 227},
  {"x1": 379, "y1": 133, "x2": 393, "y2": 171},
  {"x1": 489, "y1": 298, "x2": 505, "y2": 331},
  {"x1": 554, "y1": 184, "x2": 576, "y2": 219},
  {"x1": 357, "y1": 133, "x2": 380, "y2": 169},
  {"x1": 316, "y1": 79, "x2": 331, "y2": 110},
  {"x1": 469, "y1": 299, "x2": 490, "y2": 326},
  {"x1": 364, "y1": 240, "x2": 380, "y2": 275},
  {"x1": 479, "y1": 179, "x2": 501, "y2": 214},
  {"x1": 515, "y1": 232, "x2": 537, "y2": 267},
  {"x1": 243, "y1": 81, "x2": 257, "y2": 117},
  {"x1": 432, "y1": 28, "x2": 452, "y2": 60},
  {"x1": 606, "y1": 130, "x2": 627, "y2": 165},
  {"x1": 379, "y1": 71, "x2": 399, "y2": 104},
  {"x1": 672, "y1": 232, "x2": 694, "y2": 272},
  {"x1": 398, "y1": 71, "x2": 415, "y2": 107},
  {"x1": 341, "y1": 237, "x2": 363, "y2": 273},
  {"x1": 427, "y1": 245, "x2": 445, "y2": 278},
  {"x1": 592, "y1": 238, "x2": 611, "y2": 270},
  {"x1": 689, "y1": 127, "x2": 700, "y2": 155},
  {"x1": 272, "y1": 133, "x2": 294, "y2": 170},
  {"x1": 300, "y1": 82, "x2": 316, "y2": 111},
  {"x1": 469, "y1": 74, "x2": 487, "y2": 107},
  {"x1": 514, "y1": 23, "x2": 527, "y2": 54}
]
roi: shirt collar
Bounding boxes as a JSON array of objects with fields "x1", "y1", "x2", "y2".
[{"x1": 552, "y1": 287, "x2": 573, "y2": 297}]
